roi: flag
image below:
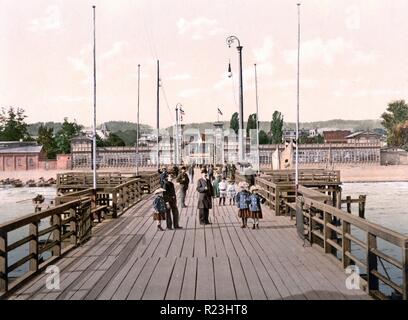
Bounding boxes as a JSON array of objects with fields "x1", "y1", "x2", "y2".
[
  {"x1": 179, "y1": 108, "x2": 185, "y2": 122},
  {"x1": 218, "y1": 108, "x2": 223, "y2": 116}
]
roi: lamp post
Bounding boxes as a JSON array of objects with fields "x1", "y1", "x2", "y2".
[
  {"x1": 175, "y1": 103, "x2": 183, "y2": 165},
  {"x1": 226, "y1": 35, "x2": 244, "y2": 165}
]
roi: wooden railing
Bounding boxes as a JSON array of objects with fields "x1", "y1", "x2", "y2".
[
  {"x1": 261, "y1": 169, "x2": 340, "y2": 184},
  {"x1": 0, "y1": 173, "x2": 160, "y2": 298},
  {"x1": 0, "y1": 199, "x2": 92, "y2": 296},
  {"x1": 56, "y1": 172, "x2": 135, "y2": 193},
  {"x1": 297, "y1": 195, "x2": 408, "y2": 300}
]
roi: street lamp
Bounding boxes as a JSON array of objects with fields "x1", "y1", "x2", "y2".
[
  {"x1": 175, "y1": 103, "x2": 183, "y2": 165},
  {"x1": 226, "y1": 35, "x2": 244, "y2": 164}
]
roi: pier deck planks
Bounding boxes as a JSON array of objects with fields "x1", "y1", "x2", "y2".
[{"x1": 7, "y1": 178, "x2": 371, "y2": 300}]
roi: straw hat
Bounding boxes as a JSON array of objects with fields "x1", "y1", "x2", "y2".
[
  {"x1": 250, "y1": 185, "x2": 260, "y2": 192},
  {"x1": 238, "y1": 181, "x2": 249, "y2": 189},
  {"x1": 154, "y1": 188, "x2": 166, "y2": 194}
]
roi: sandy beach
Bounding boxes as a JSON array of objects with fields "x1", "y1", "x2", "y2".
[{"x1": 1, "y1": 165, "x2": 407, "y2": 184}]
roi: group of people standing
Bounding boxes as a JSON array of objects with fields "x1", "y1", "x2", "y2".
[{"x1": 152, "y1": 163, "x2": 265, "y2": 231}]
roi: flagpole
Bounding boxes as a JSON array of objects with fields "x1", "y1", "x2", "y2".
[
  {"x1": 254, "y1": 63, "x2": 260, "y2": 175},
  {"x1": 92, "y1": 5, "x2": 97, "y2": 190},
  {"x1": 296, "y1": 3, "x2": 301, "y2": 193},
  {"x1": 136, "y1": 64, "x2": 140, "y2": 175}
]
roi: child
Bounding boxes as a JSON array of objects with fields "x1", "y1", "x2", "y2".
[
  {"x1": 227, "y1": 179, "x2": 236, "y2": 205},
  {"x1": 235, "y1": 182, "x2": 251, "y2": 228},
  {"x1": 218, "y1": 177, "x2": 228, "y2": 205},
  {"x1": 248, "y1": 186, "x2": 266, "y2": 229},
  {"x1": 153, "y1": 188, "x2": 167, "y2": 231}
]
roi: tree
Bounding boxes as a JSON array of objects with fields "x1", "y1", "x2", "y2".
[
  {"x1": 37, "y1": 125, "x2": 57, "y2": 159},
  {"x1": 105, "y1": 133, "x2": 126, "y2": 147},
  {"x1": 270, "y1": 111, "x2": 284, "y2": 144},
  {"x1": 0, "y1": 107, "x2": 31, "y2": 141},
  {"x1": 391, "y1": 120, "x2": 408, "y2": 151},
  {"x1": 55, "y1": 118, "x2": 83, "y2": 154},
  {"x1": 299, "y1": 134, "x2": 324, "y2": 144},
  {"x1": 259, "y1": 130, "x2": 271, "y2": 144},
  {"x1": 246, "y1": 113, "x2": 257, "y2": 137},
  {"x1": 381, "y1": 100, "x2": 408, "y2": 147},
  {"x1": 230, "y1": 112, "x2": 239, "y2": 135}
]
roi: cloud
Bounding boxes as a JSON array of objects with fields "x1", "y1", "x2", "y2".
[
  {"x1": 49, "y1": 96, "x2": 90, "y2": 103},
  {"x1": 100, "y1": 41, "x2": 129, "y2": 61},
  {"x1": 178, "y1": 88, "x2": 203, "y2": 98},
  {"x1": 253, "y1": 36, "x2": 274, "y2": 63},
  {"x1": 333, "y1": 88, "x2": 403, "y2": 98},
  {"x1": 283, "y1": 37, "x2": 378, "y2": 67},
  {"x1": 28, "y1": 5, "x2": 62, "y2": 33},
  {"x1": 67, "y1": 42, "x2": 129, "y2": 85},
  {"x1": 169, "y1": 73, "x2": 192, "y2": 81},
  {"x1": 177, "y1": 17, "x2": 226, "y2": 40}
]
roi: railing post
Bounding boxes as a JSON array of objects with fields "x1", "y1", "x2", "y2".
[
  {"x1": 342, "y1": 221, "x2": 351, "y2": 269},
  {"x1": 112, "y1": 191, "x2": 118, "y2": 218},
  {"x1": 69, "y1": 208, "x2": 77, "y2": 245},
  {"x1": 29, "y1": 222, "x2": 39, "y2": 272},
  {"x1": 403, "y1": 240, "x2": 408, "y2": 300},
  {"x1": 367, "y1": 232, "x2": 379, "y2": 294},
  {"x1": 0, "y1": 229, "x2": 7, "y2": 293},
  {"x1": 52, "y1": 214, "x2": 61, "y2": 257},
  {"x1": 324, "y1": 211, "x2": 331, "y2": 254},
  {"x1": 346, "y1": 196, "x2": 351, "y2": 213},
  {"x1": 359, "y1": 195, "x2": 366, "y2": 219}
]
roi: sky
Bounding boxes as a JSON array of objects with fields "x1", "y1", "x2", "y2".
[{"x1": 1, "y1": 0, "x2": 408, "y2": 128}]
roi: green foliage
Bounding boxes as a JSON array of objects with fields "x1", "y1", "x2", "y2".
[
  {"x1": 230, "y1": 112, "x2": 239, "y2": 134},
  {"x1": 246, "y1": 113, "x2": 257, "y2": 137},
  {"x1": 55, "y1": 118, "x2": 83, "y2": 154},
  {"x1": 104, "y1": 121, "x2": 153, "y2": 134},
  {"x1": 270, "y1": 111, "x2": 284, "y2": 144},
  {"x1": 37, "y1": 125, "x2": 57, "y2": 159},
  {"x1": 259, "y1": 130, "x2": 271, "y2": 144},
  {"x1": 381, "y1": 100, "x2": 408, "y2": 147},
  {"x1": 0, "y1": 107, "x2": 32, "y2": 141},
  {"x1": 98, "y1": 133, "x2": 126, "y2": 147},
  {"x1": 299, "y1": 134, "x2": 324, "y2": 144}
]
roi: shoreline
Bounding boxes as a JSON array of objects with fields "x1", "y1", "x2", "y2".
[{"x1": 1, "y1": 165, "x2": 408, "y2": 184}]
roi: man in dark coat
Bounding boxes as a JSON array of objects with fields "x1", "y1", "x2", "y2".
[
  {"x1": 163, "y1": 174, "x2": 182, "y2": 229},
  {"x1": 159, "y1": 167, "x2": 168, "y2": 188},
  {"x1": 196, "y1": 169, "x2": 214, "y2": 225},
  {"x1": 176, "y1": 166, "x2": 190, "y2": 208}
]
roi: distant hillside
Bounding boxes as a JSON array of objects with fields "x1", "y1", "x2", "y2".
[
  {"x1": 166, "y1": 119, "x2": 384, "y2": 133},
  {"x1": 28, "y1": 122, "x2": 63, "y2": 136},
  {"x1": 27, "y1": 119, "x2": 383, "y2": 142},
  {"x1": 104, "y1": 121, "x2": 153, "y2": 134}
]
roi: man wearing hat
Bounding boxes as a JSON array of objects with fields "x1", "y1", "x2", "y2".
[
  {"x1": 152, "y1": 188, "x2": 167, "y2": 231},
  {"x1": 196, "y1": 168, "x2": 214, "y2": 225},
  {"x1": 159, "y1": 167, "x2": 168, "y2": 188},
  {"x1": 163, "y1": 174, "x2": 182, "y2": 230},
  {"x1": 176, "y1": 166, "x2": 190, "y2": 208}
]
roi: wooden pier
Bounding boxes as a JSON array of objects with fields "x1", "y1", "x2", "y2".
[{"x1": 1, "y1": 169, "x2": 406, "y2": 300}]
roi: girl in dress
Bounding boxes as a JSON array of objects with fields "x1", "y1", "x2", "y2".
[
  {"x1": 227, "y1": 179, "x2": 237, "y2": 205},
  {"x1": 248, "y1": 186, "x2": 266, "y2": 229},
  {"x1": 152, "y1": 188, "x2": 167, "y2": 231},
  {"x1": 235, "y1": 182, "x2": 251, "y2": 228}
]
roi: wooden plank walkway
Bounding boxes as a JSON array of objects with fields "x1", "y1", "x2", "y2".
[{"x1": 7, "y1": 179, "x2": 371, "y2": 300}]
